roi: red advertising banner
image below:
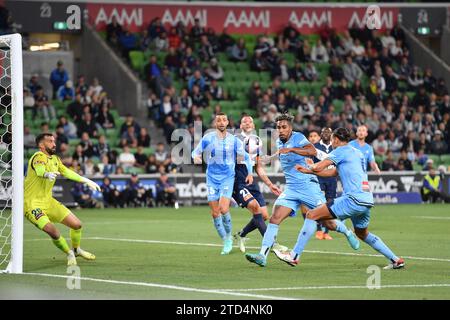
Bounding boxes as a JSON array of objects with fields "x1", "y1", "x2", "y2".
[{"x1": 86, "y1": 3, "x2": 399, "y2": 34}]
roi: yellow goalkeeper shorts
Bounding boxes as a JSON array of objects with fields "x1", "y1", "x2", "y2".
[{"x1": 24, "y1": 197, "x2": 71, "y2": 230}]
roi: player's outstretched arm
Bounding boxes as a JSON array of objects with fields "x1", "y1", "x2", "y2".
[
  {"x1": 31, "y1": 154, "x2": 60, "y2": 180},
  {"x1": 278, "y1": 143, "x2": 317, "y2": 157},
  {"x1": 58, "y1": 160, "x2": 101, "y2": 191}
]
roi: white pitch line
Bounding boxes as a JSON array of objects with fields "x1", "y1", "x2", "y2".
[
  {"x1": 25, "y1": 236, "x2": 450, "y2": 262},
  {"x1": 21, "y1": 272, "x2": 296, "y2": 300},
  {"x1": 414, "y1": 216, "x2": 450, "y2": 221},
  {"x1": 219, "y1": 284, "x2": 450, "y2": 292}
]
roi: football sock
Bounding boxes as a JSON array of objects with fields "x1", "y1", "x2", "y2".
[
  {"x1": 240, "y1": 218, "x2": 256, "y2": 237},
  {"x1": 292, "y1": 218, "x2": 317, "y2": 258},
  {"x1": 259, "y1": 223, "x2": 279, "y2": 258},
  {"x1": 364, "y1": 233, "x2": 399, "y2": 262},
  {"x1": 253, "y1": 214, "x2": 267, "y2": 236},
  {"x1": 213, "y1": 216, "x2": 227, "y2": 240},
  {"x1": 334, "y1": 220, "x2": 351, "y2": 236},
  {"x1": 70, "y1": 228, "x2": 82, "y2": 249},
  {"x1": 52, "y1": 236, "x2": 70, "y2": 254},
  {"x1": 221, "y1": 212, "x2": 232, "y2": 238}
]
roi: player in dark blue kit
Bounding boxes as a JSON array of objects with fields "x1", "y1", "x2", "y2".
[
  {"x1": 312, "y1": 127, "x2": 336, "y2": 240},
  {"x1": 232, "y1": 115, "x2": 287, "y2": 253}
]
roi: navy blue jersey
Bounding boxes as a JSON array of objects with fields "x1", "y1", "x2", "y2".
[{"x1": 313, "y1": 140, "x2": 337, "y2": 184}]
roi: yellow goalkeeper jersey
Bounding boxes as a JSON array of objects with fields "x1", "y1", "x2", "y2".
[{"x1": 24, "y1": 151, "x2": 75, "y2": 201}]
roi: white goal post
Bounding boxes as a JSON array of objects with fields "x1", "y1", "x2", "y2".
[{"x1": 0, "y1": 33, "x2": 23, "y2": 274}]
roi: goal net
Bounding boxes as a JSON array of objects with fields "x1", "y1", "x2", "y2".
[{"x1": 0, "y1": 34, "x2": 23, "y2": 274}]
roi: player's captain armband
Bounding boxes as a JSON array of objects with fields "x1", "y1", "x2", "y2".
[{"x1": 362, "y1": 181, "x2": 370, "y2": 192}]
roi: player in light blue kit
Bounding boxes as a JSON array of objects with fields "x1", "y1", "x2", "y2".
[
  {"x1": 280, "y1": 127, "x2": 405, "y2": 269},
  {"x1": 192, "y1": 112, "x2": 253, "y2": 255},
  {"x1": 349, "y1": 125, "x2": 381, "y2": 174},
  {"x1": 245, "y1": 113, "x2": 356, "y2": 267}
]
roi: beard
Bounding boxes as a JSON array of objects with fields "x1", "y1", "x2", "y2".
[{"x1": 46, "y1": 146, "x2": 56, "y2": 155}]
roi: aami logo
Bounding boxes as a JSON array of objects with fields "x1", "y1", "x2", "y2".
[
  {"x1": 289, "y1": 11, "x2": 331, "y2": 29},
  {"x1": 162, "y1": 9, "x2": 207, "y2": 27},
  {"x1": 348, "y1": 9, "x2": 394, "y2": 29},
  {"x1": 224, "y1": 10, "x2": 270, "y2": 28},
  {"x1": 94, "y1": 7, "x2": 143, "y2": 27},
  {"x1": 400, "y1": 176, "x2": 415, "y2": 192}
]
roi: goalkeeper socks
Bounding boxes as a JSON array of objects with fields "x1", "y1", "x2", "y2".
[
  {"x1": 334, "y1": 220, "x2": 351, "y2": 236},
  {"x1": 260, "y1": 223, "x2": 279, "y2": 258},
  {"x1": 364, "y1": 232, "x2": 399, "y2": 262},
  {"x1": 221, "y1": 212, "x2": 232, "y2": 238},
  {"x1": 70, "y1": 228, "x2": 82, "y2": 249},
  {"x1": 241, "y1": 218, "x2": 257, "y2": 237},
  {"x1": 213, "y1": 216, "x2": 227, "y2": 240},
  {"x1": 292, "y1": 218, "x2": 316, "y2": 257},
  {"x1": 52, "y1": 236, "x2": 70, "y2": 254},
  {"x1": 253, "y1": 214, "x2": 267, "y2": 236}
]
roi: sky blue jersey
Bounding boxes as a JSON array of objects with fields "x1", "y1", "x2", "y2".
[
  {"x1": 348, "y1": 140, "x2": 375, "y2": 171},
  {"x1": 192, "y1": 131, "x2": 252, "y2": 185},
  {"x1": 327, "y1": 144, "x2": 374, "y2": 207},
  {"x1": 277, "y1": 131, "x2": 319, "y2": 187}
]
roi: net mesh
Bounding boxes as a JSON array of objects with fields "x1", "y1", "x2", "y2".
[{"x1": 0, "y1": 38, "x2": 13, "y2": 271}]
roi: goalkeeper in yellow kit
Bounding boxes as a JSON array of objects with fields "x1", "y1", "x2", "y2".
[{"x1": 25, "y1": 133, "x2": 101, "y2": 266}]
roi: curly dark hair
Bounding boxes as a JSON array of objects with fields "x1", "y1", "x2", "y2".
[{"x1": 275, "y1": 112, "x2": 294, "y2": 123}]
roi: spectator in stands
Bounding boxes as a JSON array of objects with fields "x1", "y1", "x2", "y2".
[
  {"x1": 190, "y1": 85, "x2": 208, "y2": 108},
  {"x1": 397, "y1": 150, "x2": 413, "y2": 171},
  {"x1": 304, "y1": 62, "x2": 318, "y2": 82},
  {"x1": 381, "y1": 150, "x2": 396, "y2": 171},
  {"x1": 206, "y1": 79, "x2": 225, "y2": 101},
  {"x1": 106, "y1": 17, "x2": 123, "y2": 45},
  {"x1": 154, "y1": 31, "x2": 169, "y2": 52},
  {"x1": 176, "y1": 88, "x2": 192, "y2": 111},
  {"x1": 289, "y1": 60, "x2": 304, "y2": 82},
  {"x1": 120, "y1": 114, "x2": 141, "y2": 136},
  {"x1": 147, "y1": 17, "x2": 166, "y2": 40},
  {"x1": 123, "y1": 173, "x2": 153, "y2": 207},
  {"x1": 120, "y1": 125, "x2": 138, "y2": 148},
  {"x1": 218, "y1": 27, "x2": 235, "y2": 52},
  {"x1": 24, "y1": 126, "x2": 36, "y2": 150},
  {"x1": 155, "y1": 173, "x2": 178, "y2": 208},
  {"x1": 372, "y1": 132, "x2": 389, "y2": 157},
  {"x1": 204, "y1": 58, "x2": 223, "y2": 81},
  {"x1": 250, "y1": 50, "x2": 267, "y2": 72},
  {"x1": 57, "y1": 80, "x2": 75, "y2": 101},
  {"x1": 82, "y1": 158, "x2": 95, "y2": 176},
  {"x1": 188, "y1": 70, "x2": 206, "y2": 93},
  {"x1": 79, "y1": 132, "x2": 95, "y2": 158},
  {"x1": 117, "y1": 145, "x2": 136, "y2": 173},
  {"x1": 311, "y1": 39, "x2": 329, "y2": 63},
  {"x1": 386, "y1": 130, "x2": 403, "y2": 155},
  {"x1": 34, "y1": 86, "x2": 56, "y2": 120},
  {"x1": 163, "y1": 115, "x2": 176, "y2": 144},
  {"x1": 71, "y1": 182, "x2": 103, "y2": 209},
  {"x1": 66, "y1": 93, "x2": 83, "y2": 122},
  {"x1": 50, "y1": 60, "x2": 69, "y2": 99},
  {"x1": 421, "y1": 168, "x2": 450, "y2": 203},
  {"x1": 58, "y1": 115, "x2": 77, "y2": 139},
  {"x1": 75, "y1": 75, "x2": 89, "y2": 98},
  {"x1": 156, "y1": 66, "x2": 173, "y2": 97},
  {"x1": 328, "y1": 57, "x2": 344, "y2": 82},
  {"x1": 144, "y1": 55, "x2": 161, "y2": 90},
  {"x1": 229, "y1": 38, "x2": 248, "y2": 62},
  {"x1": 134, "y1": 146, "x2": 148, "y2": 170},
  {"x1": 198, "y1": 34, "x2": 216, "y2": 62},
  {"x1": 342, "y1": 55, "x2": 362, "y2": 83},
  {"x1": 168, "y1": 27, "x2": 181, "y2": 49},
  {"x1": 435, "y1": 78, "x2": 449, "y2": 97},
  {"x1": 96, "y1": 103, "x2": 115, "y2": 130},
  {"x1": 93, "y1": 134, "x2": 110, "y2": 158},
  {"x1": 137, "y1": 127, "x2": 151, "y2": 147},
  {"x1": 98, "y1": 154, "x2": 116, "y2": 176},
  {"x1": 72, "y1": 144, "x2": 88, "y2": 165},
  {"x1": 178, "y1": 59, "x2": 193, "y2": 82},
  {"x1": 271, "y1": 59, "x2": 289, "y2": 81},
  {"x1": 190, "y1": 18, "x2": 205, "y2": 40},
  {"x1": 154, "y1": 142, "x2": 168, "y2": 165},
  {"x1": 430, "y1": 130, "x2": 448, "y2": 155},
  {"x1": 101, "y1": 177, "x2": 124, "y2": 208},
  {"x1": 164, "y1": 47, "x2": 180, "y2": 72},
  {"x1": 77, "y1": 112, "x2": 98, "y2": 138},
  {"x1": 146, "y1": 154, "x2": 158, "y2": 173},
  {"x1": 408, "y1": 66, "x2": 424, "y2": 91},
  {"x1": 55, "y1": 125, "x2": 68, "y2": 147},
  {"x1": 27, "y1": 74, "x2": 41, "y2": 95}
]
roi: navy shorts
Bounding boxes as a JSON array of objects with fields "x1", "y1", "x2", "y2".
[
  {"x1": 319, "y1": 180, "x2": 337, "y2": 201},
  {"x1": 232, "y1": 183, "x2": 266, "y2": 208}
]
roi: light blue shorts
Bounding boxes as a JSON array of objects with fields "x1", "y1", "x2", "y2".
[
  {"x1": 328, "y1": 195, "x2": 372, "y2": 229},
  {"x1": 274, "y1": 184, "x2": 326, "y2": 216},
  {"x1": 207, "y1": 177, "x2": 235, "y2": 202}
]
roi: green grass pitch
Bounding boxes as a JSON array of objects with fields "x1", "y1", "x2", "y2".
[{"x1": 1, "y1": 204, "x2": 449, "y2": 300}]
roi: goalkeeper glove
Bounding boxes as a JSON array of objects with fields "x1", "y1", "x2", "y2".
[
  {"x1": 81, "y1": 177, "x2": 101, "y2": 192},
  {"x1": 43, "y1": 172, "x2": 60, "y2": 181}
]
